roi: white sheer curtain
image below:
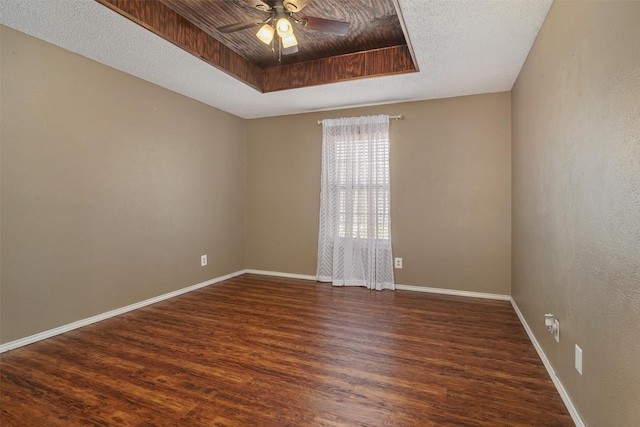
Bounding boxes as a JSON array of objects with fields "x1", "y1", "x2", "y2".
[{"x1": 316, "y1": 114, "x2": 395, "y2": 291}]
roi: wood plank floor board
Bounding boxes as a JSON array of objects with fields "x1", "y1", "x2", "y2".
[{"x1": 0, "y1": 274, "x2": 572, "y2": 426}]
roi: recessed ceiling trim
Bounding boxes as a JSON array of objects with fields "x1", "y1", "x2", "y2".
[
  {"x1": 391, "y1": 0, "x2": 419, "y2": 72},
  {"x1": 94, "y1": 0, "x2": 418, "y2": 92}
]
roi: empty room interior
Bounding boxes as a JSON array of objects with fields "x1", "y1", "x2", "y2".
[{"x1": 1, "y1": 0, "x2": 638, "y2": 426}]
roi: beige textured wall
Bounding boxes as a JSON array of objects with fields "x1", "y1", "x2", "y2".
[
  {"x1": 247, "y1": 93, "x2": 511, "y2": 295},
  {"x1": 512, "y1": 2, "x2": 640, "y2": 426},
  {"x1": 0, "y1": 27, "x2": 246, "y2": 343}
]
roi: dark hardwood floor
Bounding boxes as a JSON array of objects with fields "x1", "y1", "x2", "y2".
[{"x1": 1, "y1": 274, "x2": 573, "y2": 426}]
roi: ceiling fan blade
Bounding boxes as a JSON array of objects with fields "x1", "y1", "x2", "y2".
[
  {"x1": 239, "y1": 0, "x2": 272, "y2": 12},
  {"x1": 217, "y1": 20, "x2": 264, "y2": 34},
  {"x1": 283, "y1": 0, "x2": 310, "y2": 13},
  {"x1": 297, "y1": 16, "x2": 350, "y2": 36}
]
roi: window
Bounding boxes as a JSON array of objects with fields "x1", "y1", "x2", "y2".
[{"x1": 334, "y1": 137, "x2": 390, "y2": 240}]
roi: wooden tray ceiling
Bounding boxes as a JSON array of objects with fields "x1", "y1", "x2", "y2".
[{"x1": 95, "y1": 0, "x2": 418, "y2": 92}]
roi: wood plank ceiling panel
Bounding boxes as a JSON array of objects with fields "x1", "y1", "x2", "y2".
[{"x1": 94, "y1": 0, "x2": 418, "y2": 92}]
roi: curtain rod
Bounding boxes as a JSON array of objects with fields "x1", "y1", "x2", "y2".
[{"x1": 316, "y1": 115, "x2": 404, "y2": 125}]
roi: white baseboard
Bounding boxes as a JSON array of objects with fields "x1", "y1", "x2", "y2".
[
  {"x1": 244, "y1": 270, "x2": 511, "y2": 301},
  {"x1": 395, "y1": 284, "x2": 511, "y2": 301},
  {"x1": 245, "y1": 269, "x2": 318, "y2": 281},
  {"x1": 0, "y1": 270, "x2": 246, "y2": 353},
  {"x1": 510, "y1": 298, "x2": 584, "y2": 427}
]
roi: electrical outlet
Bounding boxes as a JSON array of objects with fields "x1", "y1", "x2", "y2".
[
  {"x1": 575, "y1": 345, "x2": 583, "y2": 375},
  {"x1": 201, "y1": 255, "x2": 207, "y2": 266},
  {"x1": 394, "y1": 258, "x2": 403, "y2": 269},
  {"x1": 553, "y1": 319, "x2": 560, "y2": 342}
]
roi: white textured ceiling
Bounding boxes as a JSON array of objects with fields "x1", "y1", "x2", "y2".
[{"x1": 0, "y1": 0, "x2": 552, "y2": 119}]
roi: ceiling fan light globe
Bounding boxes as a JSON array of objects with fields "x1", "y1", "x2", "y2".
[
  {"x1": 276, "y1": 18, "x2": 292, "y2": 37},
  {"x1": 281, "y1": 33, "x2": 298, "y2": 48},
  {"x1": 256, "y1": 24, "x2": 274, "y2": 44}
]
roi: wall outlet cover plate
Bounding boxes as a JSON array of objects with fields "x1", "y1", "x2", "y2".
[{"x1": 575, "y1": 345, "x2": 583, "y2": 374}]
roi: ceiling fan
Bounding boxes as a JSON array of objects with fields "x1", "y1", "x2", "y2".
[{"x1": 217, "y1": 0, "x2": 350, "y2": 57}]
